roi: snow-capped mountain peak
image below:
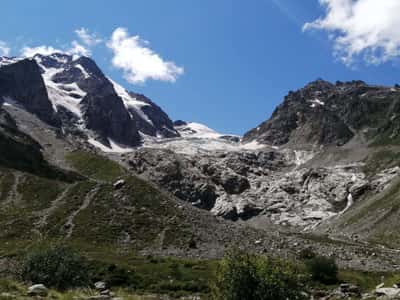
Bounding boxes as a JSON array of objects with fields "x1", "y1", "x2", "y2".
[{"x1": 0, "y1": 53, "x2": 178, "y2": 147}]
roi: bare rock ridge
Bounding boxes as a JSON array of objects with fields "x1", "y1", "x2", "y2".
[{"x1": 243, "y1": 79, "x2": 400, "y2": 147}]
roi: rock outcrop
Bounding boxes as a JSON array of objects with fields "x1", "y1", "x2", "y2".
[{"x1": 243, "y1": 79, "x2": 400, "y2": 147}]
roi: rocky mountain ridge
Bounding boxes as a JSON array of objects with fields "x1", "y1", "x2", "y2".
[
  {"x1": 243, "y1": 79, "x2": 400, "y2": 148},
  {"x1": 0, "y1": 53, "x2": 178, "y2": 148}
]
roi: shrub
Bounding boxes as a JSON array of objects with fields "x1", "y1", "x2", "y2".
[
  {"x1": 211, "y1": 249, "x2": 308, "y2": 300},
  {"x1": 305, "y1": 255, "x2": 338, "y2": 285},
  {"x1": 298, "y1": 248, "x2": 316, "y2": 260},
  {"x1": 20, "y1": 245, "x2": 91, "y2": 290}
]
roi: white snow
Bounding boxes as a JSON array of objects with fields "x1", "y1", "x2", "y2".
[
  {"x1": 0, "y1": 57, "x2": 21, "y2": 67},
  {"x1": 40, "y1": 66, "x2": 86, "y2": 117},
  {"x1": 175, "y1": 122, "x2": 225, "y2": 139},
  {"x1": 240, "y1": 140, "x2": 266, "y2": 150},
  {"x1": 1, "y1": 96, "x2": 18, "y2": 107},
  {"x1": 88, "y1": 138, "x2": 134, "y2": 153},
  {"x1": 339, "y1": 193, "x2": 354, "y2": 215},
  {"x1": 140, "y1": 128, "x2": 268, "y2": 155},
  {"x1": 309, "y1": 98, "x2": 325, "y2": 108},
  {"x1": 75, "y1": 64, "x2": 90, "y2": 79},
  {"x1": 49, "y1": 53, "x2": 69, "y2": 64},
  {"x1": 109, "y1": 79, "x2": 153, "y2": 125}
]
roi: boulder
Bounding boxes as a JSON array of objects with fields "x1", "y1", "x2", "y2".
[
  {"x1": 27, "y1": 284, "x2": 48, "y2": 297},
  {"x1": 375, "y1": 287, "x2": 400, "y2": 298},
  {"x1": 113, "y1": 180, "x2": 126, "y2": 190},
  {"x1": 220, "y1": 172, "x2": 250, "y2": 194},
  {"x1": 94, "y1": 281, "x2": 107, "y2": 290}
]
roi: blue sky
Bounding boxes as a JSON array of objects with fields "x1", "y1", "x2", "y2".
[{"x1": 1, "y1": 0, "x2": 400, "y2": 135}]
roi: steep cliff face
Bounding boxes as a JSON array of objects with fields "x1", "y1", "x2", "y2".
[
  {"x1": 0, "y1": 58, "x2": 60, "y2": 127},
  {"x1": 0, "y1": 53, "x2": 179, "y2": 148},
  {"x1": 243, "y1": 80, "x2": 400, "y2": 147}
]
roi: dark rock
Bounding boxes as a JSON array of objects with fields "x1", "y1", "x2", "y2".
[
  {"x1": 220, "y1": 172, "x2": 250, "y2": 194},
  {"x1": 219, "y1": 135, "x2": 241, "y2": 143},
  {"x1": 242, "y1": 79, "x2": 400, "y2": 146},
  {"x1": 173, "y1": 120, "x2": 187, "y2": 126},
  {"x1": 0, "y1": 59, "x2": 60, "y2": 127}
]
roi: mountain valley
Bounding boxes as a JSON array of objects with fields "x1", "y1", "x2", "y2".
[{"x1": 2, "y1": 53, "x2": 400, "y2": 298}]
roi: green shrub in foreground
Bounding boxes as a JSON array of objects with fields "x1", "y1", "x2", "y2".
[
  {"x1": 211, "y1": 249, "x2": 308, "y2": 300},
  {"x1": 20, "y1": 245, "x2": 91, "y2": 290},
  {"x1": 305, "y1": 255, "x2": 338, "y2": 285}
]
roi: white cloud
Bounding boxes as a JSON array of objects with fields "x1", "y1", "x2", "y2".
[
  {"x1": 75, "y1": 28, "x2": 102, "y2": 46},
  {"x1": 69, "y1": 41, "x2": 91, "y2": 57},
  {"x1": 304, "y1": 0, "x2": 400, "y2": 65},
  {"x1": 0, "y1": 41, "x2": 10, "y2": 56},
  {"x1": 21, "y1": 45, "x2": 62, "y2": 57},
  {"x1": 20, "y1": 42, "x2": 90, "y2": 58},
  {"x1": 107, "y1": 27, "x2": 184, "y2": 84},
  {"x1": 20, "y1": 27, "x2": 97, "y2": 58}
]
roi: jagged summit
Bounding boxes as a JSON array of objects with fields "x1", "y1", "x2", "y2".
[
  {"x1": 0, "y1": 53, "x2": 178, "y2": 148},
  {"x1": 243, "y1": 79, "x2": 400, "y2": 147}
]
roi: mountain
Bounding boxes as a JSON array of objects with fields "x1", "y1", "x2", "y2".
[
  {"x1": 3, "y1": 54, "x2": 400, "y2": 276},
  {"x1": 0, "y1": 53, "x2": 178, "y2": 148},
  {"x1": 243, "y1": 79, "x2": 400, "y2": 148}
]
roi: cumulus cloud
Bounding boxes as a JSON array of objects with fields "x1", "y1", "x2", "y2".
[
  {"x1": 304, "y1": 0, "x2": 400, "y2": 65},
  {"x1": 69, "y1": 41, "x2": 91, "y2": 57},
  {"x1": 107, "y1": 27, "x2": 184, "y2": 84},
  {"x1": 21, "y1": 42, "x2": 90, "y2": 58},
  {"x1": 21, "y1": 45, "x2": 62, "y2": 57},
  {"x1": 75, "y1": 27, "x2": 102, "y2": 46},
  {"x1": 20, "y1": 27, "x2": 98, "y2": 58},
  {"x1": 0, "y1": 41, "x2": 10, "y2": 56}
]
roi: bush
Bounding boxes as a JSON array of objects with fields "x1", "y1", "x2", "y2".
[
  {"x1": 305, "y1": 255, "x2": 338, "y2": 285},
  {"x1": 20, "y1": 245, "x2": 91, "y2": 290},
  {"x1": 298, "y1": 248, "x2": 316, "y2": 260},
  {"x1": 211, "y1": 249, "x2": 308, "y2": 300}
]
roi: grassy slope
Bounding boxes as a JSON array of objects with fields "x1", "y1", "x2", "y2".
[
  {"x1": 0, "y1": 150, "x2": 214, "y2": 297},
  {"x1": 2, "y1": 149, "x2": 400, "y2": 297}
]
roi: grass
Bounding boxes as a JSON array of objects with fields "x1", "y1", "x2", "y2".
[
  {"x1": 338, "y1": 270, "x2": 400, "y2": 292},
  {"x1": 0, "y1": 149, "x2": 194, "y2": 254},
  {"x1": 7, "y1": 148, "x2": 400, "y2": 298},
  {"x1": 0, "y1": 278, "x2": 188, "y2": 300},
  {"x1": 347, "y1": 178, "x2": 400, "y2": 225},
  {"x1": 0, "y1": 149, "x2": 205, "y2": 296},
  {"x1": 65, "y1": 150, "x2": 125, "y2": 182},
  {"x1": 0, "y1": 169, "x2": 14, "y2": 202},
  {"x1": 0, "y1": 251, "x2": 215, "y2": 298},
  {"x1": 362, "y1": 149, "x2": 400, "y2": 176}
]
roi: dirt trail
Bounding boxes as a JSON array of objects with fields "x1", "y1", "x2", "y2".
[
  {"x1": 34, "y1": 183, "x2": 76, "y2": 231},
  {"x1": 64, "y1": 185, "x2": 99, "y2": 239}
]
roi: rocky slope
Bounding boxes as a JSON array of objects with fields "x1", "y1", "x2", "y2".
[
  {"x1": 243, "y1": 79, "x2": 400, "y2": 148},
  {"x1": 109, "y1": 80, "x2": 400, "y2": 243}
]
